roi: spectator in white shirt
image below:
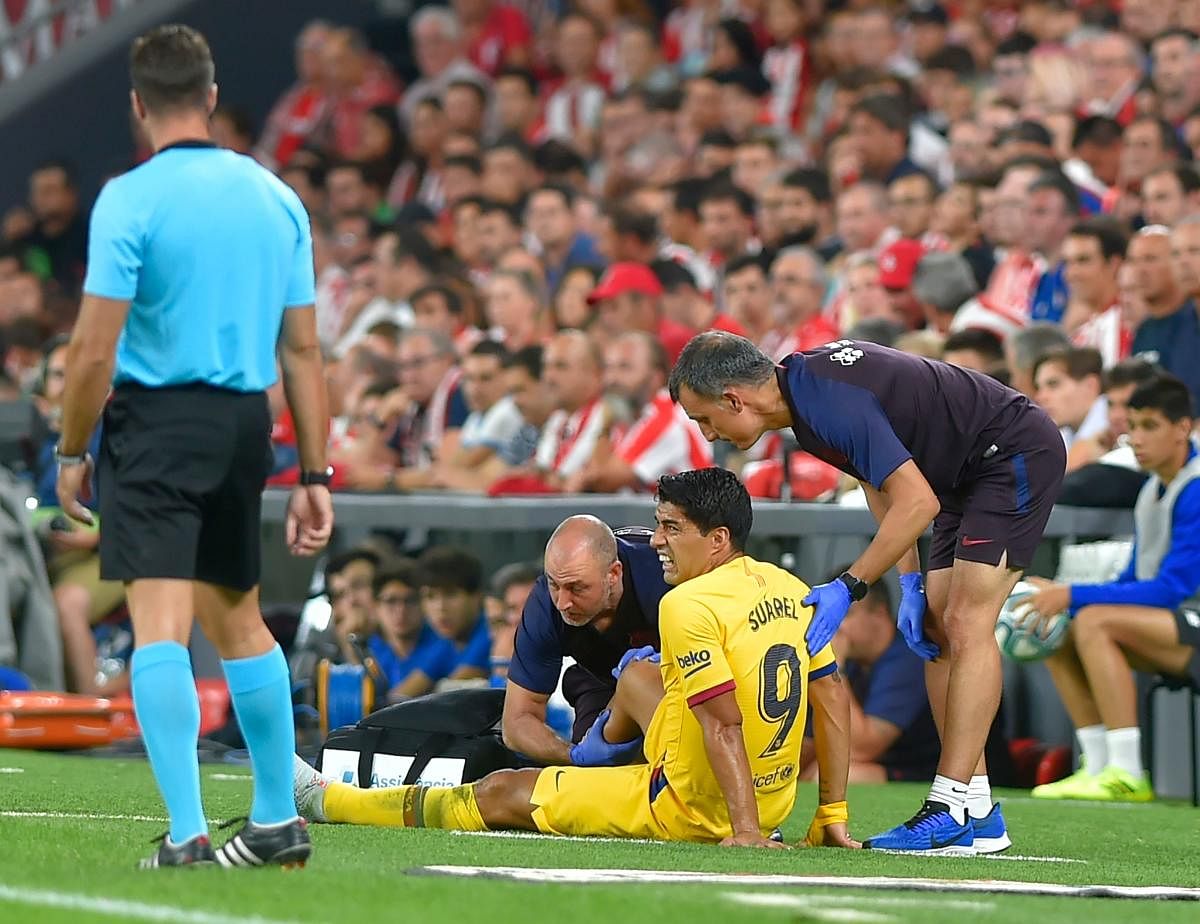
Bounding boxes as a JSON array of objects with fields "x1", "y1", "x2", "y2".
[
  {"x1": 1033, "y1": 346, "x2": 1110, "y2": 472},
  {"x1": 564, "y1": 331, "x2": 713, "y2": 493}
]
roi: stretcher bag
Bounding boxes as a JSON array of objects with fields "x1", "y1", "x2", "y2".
[{"x1": 317, "y1": 686, "x2": 521, "y2": 788}]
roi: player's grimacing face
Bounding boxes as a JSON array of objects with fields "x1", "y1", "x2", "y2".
[
  {"x1": 677, "y1": 385, "x2": 762, "y2": 450},
  {"x1": 652, "y1": 501, "x2": 717, "y2": 586}
]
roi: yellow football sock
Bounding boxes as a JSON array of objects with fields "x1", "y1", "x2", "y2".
[{"x1": 324, "y1": 781, "x2": 488, "y2": 831}]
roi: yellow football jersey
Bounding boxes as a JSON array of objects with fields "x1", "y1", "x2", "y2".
[{"x1": 643, "y1": 555, "x2": 836, "y2": 831}]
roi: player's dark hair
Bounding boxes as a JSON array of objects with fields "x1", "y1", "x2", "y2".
[
  {"x1": 668, "y1": 331, "x2": 775, "y2": 402},
  {"x1": 943, "y1": 328, "x2": 1004, "y2": 363},
  {"x1": 324, "y1": 548, "x2": 381, "y2": 589},
  {"x1": 656, "y1": 468, "x2": 753, "y2": 552},
  {"x1": 505, "y1": 344, "x2": 543, "y2": 379},
  {"x1": 1104, "y1": 357, "x2": 1161, "y2": 391},
  {"x1": 1032, "y1": 346, "x2": 1103, "y2": 385},
  {"x1": 417, "y1": 545, "x2": 484, "y2": 594},
  {"x1": 1128, "y1": 374, "x2": 1195, "y2": 422},
  {"x1": 130, "y1": 24, "x2": 215, "y2": 114},
  {"x1": 373, "y1": 559, "x2": 423, "y2": 598}
]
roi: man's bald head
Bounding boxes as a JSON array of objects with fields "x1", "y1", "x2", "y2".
[
  {"x1": 542, "y1": 515, "x2": 623, "y2": 627},
  {"x1": 546, "y1": 515, "x2": 617, "y2": 568}
]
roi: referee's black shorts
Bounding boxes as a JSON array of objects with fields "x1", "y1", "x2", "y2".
[{"x1": 98, "y1": 383, "x2": 274, "y2": 592}]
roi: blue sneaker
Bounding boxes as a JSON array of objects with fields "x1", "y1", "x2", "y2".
[
  {"x1": 863, "y1": 800, "x2": 976, "y2": 856},
  {"x1": 970, "y1": 803, "x2": 1011, "y2": 854}
]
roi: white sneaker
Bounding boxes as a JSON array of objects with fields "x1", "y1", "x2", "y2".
[{"x1": 293, "y1": 754, "x2": 331, "y2": 823}]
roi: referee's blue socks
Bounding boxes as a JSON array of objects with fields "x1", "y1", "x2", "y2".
[
  {"x1": 222, "y1": 645, "x2": 298, "y2": 825},
  {"x1": 131, "y1": 641, "x2": 207, "y2": 843}
]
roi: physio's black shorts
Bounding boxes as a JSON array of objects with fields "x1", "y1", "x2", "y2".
[
  {"x1": 98, "y1": 383, "x2": 273, "y2": 591},
  {"x1": 928, "y1": 405, "x2": 1066, "y2": 572},
  {"x1": 562, "y1": 664, "x2": 615, "y2": 743}
]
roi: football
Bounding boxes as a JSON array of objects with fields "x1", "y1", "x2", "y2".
[{"x1": 994, "y1": 581, "x2": 1070, "y2": 662}]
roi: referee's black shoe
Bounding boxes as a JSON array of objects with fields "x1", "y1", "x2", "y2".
[
  {"x1": 139, "y1": 833, "x2": 217, "y2": 869},
  {"x1": 214, "y1": 816, "x2": 311, "y2": 869}
]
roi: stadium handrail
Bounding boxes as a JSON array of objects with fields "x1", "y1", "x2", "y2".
[{"x1": 260, "y1": 490, "x2": 1132, "y2": 541}]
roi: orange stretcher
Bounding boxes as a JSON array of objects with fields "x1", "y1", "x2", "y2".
[{"x1": 0, "y1": 679, "x2": 230, "y2": 749}]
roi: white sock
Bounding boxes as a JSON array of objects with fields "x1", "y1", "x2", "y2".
[
  {"x1": 928, "y1": 774, "x2": 969, "y2": 825},
  {"x1": 1105, "y1": 727, "x2": 1144, "y2": 777},
  {"x1": 1076, "y1": 724, "x2": 1108, "y2": 775},
  {"x1": 966, "y1": 774, "x2": 992, "y2": 819}
]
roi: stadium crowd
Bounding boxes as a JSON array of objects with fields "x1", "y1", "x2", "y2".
[{"x1": 2, "y1": 1, "x2": 1200, "y2": 798}]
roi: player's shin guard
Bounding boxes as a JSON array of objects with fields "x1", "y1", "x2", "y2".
[
  {"x1": 324, "y1": 782, "x2": 489, "y2": 831},
  {"x1": 131, "y1": 641, "x2": 207, "y2": 844}
]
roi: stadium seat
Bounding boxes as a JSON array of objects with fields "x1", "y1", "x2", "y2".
[
  {"x1": 1145, "y1": 674, "x2": 1200, "y2": 807},
  {"x1": 1035, "y1": 745, "x2": 1073, "y2": 787}
]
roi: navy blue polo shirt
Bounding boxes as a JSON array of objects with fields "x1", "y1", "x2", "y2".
[
  {"x1": 83, "y1": 142, "x2": 314, "y2": 392},
  {"x1": 777, "y1": 341, "x2": 1033, "y2": 494},
  {"x1": 1133, "y1": 300, "x2": 1200, "y2": 413},
  {"x1": 509, "y1": 537, "x2": 669, "y2": 694}
]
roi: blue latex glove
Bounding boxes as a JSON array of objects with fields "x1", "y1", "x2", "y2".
[
  {"x1": 613, "y1": 645, "x2": 661, "y2": 680},
  {"x1": 897, "y1": 572, "x2": 940, "y2": 661},
  {"x1": 568, "y1": 709, "x2": 643, "y2": 767},
  {"x1": 803, "y1": 579, "x2": 852, "y2": 655}
]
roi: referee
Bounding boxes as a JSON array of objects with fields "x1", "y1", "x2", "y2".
[{"x1": 56, "y1": 25, "x2": 333, "y2": 869}]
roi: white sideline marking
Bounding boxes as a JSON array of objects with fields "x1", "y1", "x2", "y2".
[
  {"x1": 416, "y1": 866, "x2": 1200, "y2": 901},
  {"x1": 726, "y1": 894, "x2": 895, "y2": 923},
  {"x1": 450, "y1": 830, "x2": 1082, "y2": 862},
  {"x1": 0, "y1": 767, "x2": 25, "y2": 773},
  {"x1": 723, "y1": 891, "x2": 994, "y2": 912},
  {"x1": 0, "y1": 884, "x2": 309, "y2": 924},
  {"x1": 208, "y1": 773, "x2": 251, "y2": 782},
  {"x1": 870, "y1": 849, "x2": 1084, "y2": 864},
  {"x1": 0, "y1": 811, "x2": 222, "y2": 824}
]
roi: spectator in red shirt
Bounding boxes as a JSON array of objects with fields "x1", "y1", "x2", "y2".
[
  {"x1": 454, "y1": 0, "x2": 533, "y2": 75},
  {"x1": 765, "y1": 247, "x2": 839, "y2": 355},
  {"x1": 255, "y1": 19, "x2": 331, "y2": 171},
  {"x1": 322, "y1": 27, "x2": 402, "y2": 159},
  {"x1": 586, "y1": 262, "x2": 693, "y2": 363},
  {"x1": 651, "y1": 260, "x2": 744, "y2": 337},
  {"x1": 565, "y1": 330, "x2": 712, "y2": 492}
]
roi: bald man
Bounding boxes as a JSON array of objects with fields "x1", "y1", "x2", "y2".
[{"x1": 502, "y1": 516, "x2": 669, "y2": 764}]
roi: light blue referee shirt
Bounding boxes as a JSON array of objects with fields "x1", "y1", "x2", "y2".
[{"x1": 83, "y1": 141, "x2": 315, "y2": 392}]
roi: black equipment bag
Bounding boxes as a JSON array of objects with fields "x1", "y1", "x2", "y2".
[{"x1": 317, "y1": 687, "x2": 523, "y2": 788}]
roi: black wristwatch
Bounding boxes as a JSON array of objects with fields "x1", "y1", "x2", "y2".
[
  {"x1": 838, "y1": 571, "x2": 869, "y2": 602},
  {"x1": 298, "y1": 466, "x2": 334, "y2": 487}
]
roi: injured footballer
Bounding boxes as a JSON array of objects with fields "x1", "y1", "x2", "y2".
[{"x1": 294, "y1": 468, "x2": 860, "y2": 849}]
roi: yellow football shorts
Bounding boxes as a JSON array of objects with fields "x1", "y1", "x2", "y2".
[{"x1": 529, "y1": 763, "x2": 733, "y2": 843}]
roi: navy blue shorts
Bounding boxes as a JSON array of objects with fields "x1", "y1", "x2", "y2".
[{"x1": 928, "y1": 407, "x2": 1066, "y2": 572}]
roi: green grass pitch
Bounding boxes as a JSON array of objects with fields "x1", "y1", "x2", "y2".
[{"x1": 1, "y1": 749, "x2": 1198, "y2": 924}]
